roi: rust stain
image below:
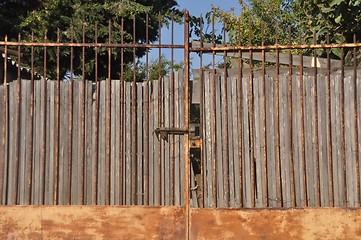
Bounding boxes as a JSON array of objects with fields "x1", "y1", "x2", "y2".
[
  {"x1": 0, "y1": 206, "x2": 185, "y2": 240},
  {"x1": 190, "y1": 208, "x2": 361, "y2": 240}
]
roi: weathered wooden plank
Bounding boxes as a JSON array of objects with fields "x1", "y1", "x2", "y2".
[
  {"x1": 344, "y1": 75, "x2": 357, "y2": 207},
  {"x1": 0, "y1": 206, "x2": 185, "y2": 239},
  {"x1": 292, "y1": 75, "x2": 305, "y2": 207},
  {"x1": 0, "y1": 84, "x2": 4, "y2": 204},
  {"x1": 137, "y1": 83, "x2": 143, "y2": 205},
  {"x1": 253, "y1": 76, "x2": 266, "y2": 208},
  {"x1": 231, "y1": 75, "x2": 241, "y2": 208},
  {"x1": 317, "y1": 75, "x2": 330, "y2": 207},
  {"x1": 216, "y1": 74, "x2": 225, "y2": 208},
  {"x1": 279, "y1": 74, "x2": 292, "y2": 208},
  {"x1": 32, "y1": 80, "x2": 42, "y2": 205},
  {"x1": 226, "y1": 76, "x2": 235, "y2": 208},
  {"x1": 153, "y1": 81, "x2": 159, "y2": 205},
  {"x1": 174, "y1": 72, "x2": 181, "y2": 206},
  {"x1": 202, "y1": 71, "x2": 213, "y2": 208},
  {"x1": 148, "y1": 82, "x2": 154, "y2": 206},
  {"x1": 304, "y1": 75, "x2": 317, "y2": 207},
  {"x1": 178, "y1": 70, "x2": 185, "y2": 206},
  {"x1": 190, "y1": 208, "x2": 361, "y2": 240},
  {"x1": 84, "y1": 81, "x2": 94, "y2": 205},
  {"x1": 265, "y1": 75, "x2": 277, "y2": 208},
  {"x1": 331, "y1": 74, "x2": 343, "y2": 207},
  {"x1": 124, "y1": 82, "x2": 132, "y2": 205},
  {"x1": 357, "y1": 75, "x2": 361, "y2": 206}
]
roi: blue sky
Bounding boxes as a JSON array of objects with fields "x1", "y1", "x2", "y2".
[
  {"x1": 147, "y1": 0, "x2": 242, "y2": 69},
  {"x1": 177, "y1": 0, "x2": 241, "y2": 17}
]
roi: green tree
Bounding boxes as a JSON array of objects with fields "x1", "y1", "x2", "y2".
[{"x1": 1, "y1": 0, "x2": 181, "y2": 80}]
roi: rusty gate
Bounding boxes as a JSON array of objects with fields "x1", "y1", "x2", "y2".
[{"x1": 1, "y1": 10, "x2": 361, "y2": 239}]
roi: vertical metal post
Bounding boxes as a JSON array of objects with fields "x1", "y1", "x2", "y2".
[
  {"x1": 93, "y1": 23, "x2": 99, "y2": 205},
  {"x1": 171, "y1": 12, "x2": 176, "y2": 206},
  {"x1": 15, "y1": 34, "x2": 21, "y2": 204},
  {"x1": 184, "y1": 10, "x2": 190, "y2": 240},
  {"x1": 132, "y1": 16, "x2": 137, "y2": 205},
  {"x1": 119, "y1": 18, "x2": 124, "y2": 206},
  {"x1": 68, "y1": 28, "x2": 74, "y2": 205},
  {"x1": 144, "y1": 14, "x2": 150, "y2": 206},
  {"x1": 54, "y1": 29, "x2": 60, "y2": 205},
  {"x1": 237, "y1": 18, "x2": 243, "y2": 208},
  {"x1": 28, "y1": 32, "x2": 35, "y2": 205},
  {"x1": 326, "y1": 33, "x2": 334, "y2": 207},
  {"x1": 313, "y1": 31, "x2": 321, "y2": 207},
  {"x1": 1, "y1": 36, "x2": 8, "y2": 205},
  {"x1": 81, "y1": 24, "x2": 86, "y2": 205},
  {"x1": 199, "y1": 14, "x2": 204, "y2": 208},
  {"x1": 340, "y1": 36, "x2": 347, "y2": 207},
  {"x1": 42, "y1": 32, "x2": 48, "y2": 205},
  {"x1": 106, "y1": 20, "x2": 112, "y2": 206},
  {"x1": 157, "y1": 12, "x2": 162, "y2": 206}
]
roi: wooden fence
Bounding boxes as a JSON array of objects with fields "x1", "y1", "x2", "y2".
[
  {"x1": 0, "y1": 68, "x2": 360, "y2": 208},
  {"x1": 0, "y1": 71, "x2": 185, "y2": 206},
  {"x1": 199, "y1": 67, "x2": 361, "y2": 208}
]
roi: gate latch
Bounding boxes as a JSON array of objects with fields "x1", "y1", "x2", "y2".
[{"x1": 154, "y1": 127, "x2": 194, "y2": 141}]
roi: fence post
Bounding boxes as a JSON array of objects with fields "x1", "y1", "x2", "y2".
[{"x1": 183, "y1": 10, "x2": 190, "y2": 240}]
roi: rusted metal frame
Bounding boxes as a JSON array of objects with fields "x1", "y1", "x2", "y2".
[
  {"x1": 81, "y1": 25, "x2": 86, "y2": 205},
  {"x1": 184, "y1": 10, "x2": 190, "y2": 240},
  {"x1": 41, "y1": 32, "x2": 48, "y2": 205},
  {"x1": 54, "y1": 29, "x2": 60, "y2": 205},
  {"x1": 119, "y1": 18, "x2": 124, "y2": 206},
  {"x1": 0, "y1": 41, "x2": 185, "y2": 49},
  {"x1": 261, "y1": 25, "x2": 268, "y2": 207},
  {"x1": 222, "y1": 19, "x2": 230, "y2": 208},
  {"x1": 299, "y1": 31, "x2": 307, "y2": 207},
  {"x1": 15, "y1": 34, "x2": 22, "y2": 204},
  {"x1": 1, "y1": 37, "x2": 8, "y2": 205},
  {"x1": 353, "y1": 34, "x2": 360, "y2": 207},
  {"x1": 131, "y1": 16, "x2": 138, "y2": 205},
  {"x1": 248, "y1": 30, "x2": 255, "y2": 208},
  {"x1": 170, "y1": 12, "x2": 176, "y2": 206},
  {"x1": 275, "y1": 29, "x2": 283, "y2": 207},
  {"x1": 157, "y1": 13, "x2": 162, "y2": 206},
  {"x1": 211, "y1": 14, "x2": 218, "y2": 208},
  {"x1": 340, "y1": 40, "x2": 347, "y2": 208},
  {"x1": 188, "y1": 42, "x2": 361, "y2": 52},
  {"x1": 144, "y1": 14, "x2": 150, "y2": 206},
  {"x1": 288, "y1": 27, "x2": 295, "y2": 207},
  {"x1": 28, "y1": 32, "x2": 35, "y2": 205},
  {"x1": 237, "y1": 18, "x2": 243, "y2": 208},
  {"x1": 106, "y1": 20, "x2": 112, "y2": 206},
  {"x1": 313, "y1": 32, "x2": 321, "y2": 208},
  {"x1": 326, "y1": 33, "x2": 334, "y2": 207},
  {"x1": 68, "y1": 28, "x2": 74, "y2": 205},
  {"x1": 93, "y1": 23, "x2": 99, "y2": 205},
  {"x1": 198, "y1": 14, "x2": 204, "y2": 208}
]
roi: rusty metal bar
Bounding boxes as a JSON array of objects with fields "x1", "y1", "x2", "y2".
[
  {"x1": 3, "y1": 41, "x2": 361, "y2": 50},
  {"x1": 261, "y1": 24, "x2": 268, "y2": 207},
  {"x1": 15, "y1": 33, "x2": 21, "y2": 204},
  {"x1": 41, "y1": 32, "x2": 47, "y2": 205},
  {"x1": 0, "y1": 41, "x2": 184, "y2": 49},
  {"x1": 106, "y1": 20, "x2": 112, "y2": 206},
  {"x1": 132, "y1": 16, "x2": 137, "y2": 205},
  {"x1": 54, "y1": 29, "x2": 60, "y2": 205},
  {"x1": 119, "y1": 18, "x2": 124, "y2": 206},
  {"x1": 353, "y1": 34, "x2": 360, "y2": 207},
  {"x1": 189, "y1": 43, "x2": 361, "y2": 52},
  {"x1": 184, "y1": 10, "x2": 190, "y2": 240},
  {"x1": 211, "y1": 14, "x2": 218, "y2": 208},
  {"x1": 299, "y1": 31, "x2": 307, "y2": 207},
  {"x1": 237, "y1": 18, "x2": 243, "y2": 208},
  {"x1": 28, "y1": 32, "x2": 35, "y2": 205},
  {"x1": 326, "y1": 33, "x2": 334, "y2": 207},
  {"x1": 81, "y1": 24, "x2": 86, "y2": 205},
  {"x1": 93, "y1": 23, "x2": 99, "y2": 205},
  {"x1": 1, "y1": 36, "x2": 8, "y2": 205},
  {"x1": 157, "y1": 12, "x2": 162, "y2": 206},
  {"x1": 313, "y1": 31, "x2": 321, "y2": 208},
  {"x1": 275, "y1": 28, "x2": 283, "y2": 207},
  {"x1": 68, "y1": 28, "x2": 74, "y2": 205},
  {"x1": 144, "y1": 14, "x2": 149, "y2": 206},
  {"x1": 222, "y1": 19, "x2": 230, "y2": 208},
  {"x1": 340, "y1": 38, "x2": 346, "y2": 208},
  {"x1": 249, "y1": 28, "x2": 255, "y2": 208},
  {"x1": 288, "y1": 27, "x2": 295, "y2": 207},
  {"x1": 171, "y1": 12, "x2": 176, "y2": 206},
  {"x1": 198, "y1": 14, "x2": 204, "y2": 208}
]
